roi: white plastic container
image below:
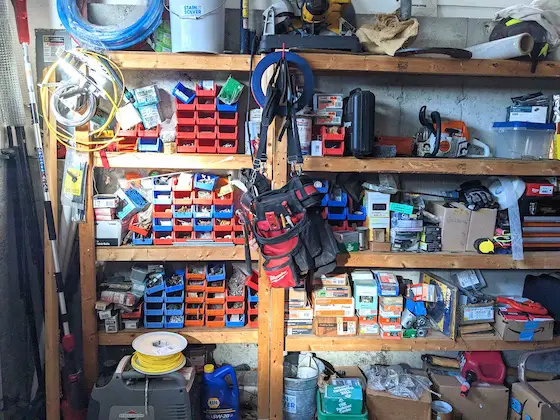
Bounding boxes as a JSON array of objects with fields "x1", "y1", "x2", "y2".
[
  {"x1": 169, "y1": 0, "x2": 225, "y2": 53},
  {"x1": 492, "y1": 122, "x2": 555, "y2": 159}
]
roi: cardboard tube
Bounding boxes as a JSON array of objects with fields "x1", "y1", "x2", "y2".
[{"x1": 467, "y1": 33, "x2": 534, "y2": 59}]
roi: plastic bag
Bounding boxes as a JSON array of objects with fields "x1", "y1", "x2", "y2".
[{"x1": 365, "y1": 365, "x2": 432, "y2": 400}]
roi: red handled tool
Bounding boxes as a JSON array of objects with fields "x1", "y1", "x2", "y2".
[{"x1": 496, "y1": 297, "x2": 548, "y2": 315}]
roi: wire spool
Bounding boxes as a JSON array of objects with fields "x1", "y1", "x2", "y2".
[
  {"x1": 131, "y1": 332, "x2": 188, "y2": 375},
  {"x1": 50, "y1": 83, "x2": 97, "y2": 127}
]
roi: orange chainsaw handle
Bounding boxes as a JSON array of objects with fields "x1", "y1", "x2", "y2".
[{"x1": 496, "y1": 297, "x2": 548, "y2": 315}]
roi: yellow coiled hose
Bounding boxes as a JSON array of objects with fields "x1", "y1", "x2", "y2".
[{"x1": 131, "y1": 351, "x2": 186, "y2": 375}]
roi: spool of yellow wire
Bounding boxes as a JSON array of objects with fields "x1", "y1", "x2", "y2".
[{"x1": 130, "y1": 332, "x2": 188, "y2": 375}]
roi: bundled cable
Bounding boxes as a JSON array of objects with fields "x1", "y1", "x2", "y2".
[
  {"x1": 130, "y1": 332, "x2": 188, "y2": 375},
  {"x1": 131, "y1": 352, "x2": 186, "y2": 375},
  {"x1": 57, "y1": 0, "x2": 163, "y2": 50}
]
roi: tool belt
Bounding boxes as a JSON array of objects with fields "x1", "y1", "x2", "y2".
[{"x1": 242, "y1": 53, "x2": 338, "y2": 288}]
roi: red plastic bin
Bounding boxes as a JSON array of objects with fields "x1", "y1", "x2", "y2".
[
  {"x1": 226, "y1": 287, "x2": 245, "y2": 303},
  {"x1": 185, "y1": 313, "x2": 205, "y2": 327},
  {"x1": 185, "y1": 302, "x2": 205, "y2": 316},
  {"x1": 196, "y1": 139, "x2": 217, "y2": 154},
  {"x1": 116, "y1": 139, "x2": 137, "y2": 152},
  {"x1": 217, "y1": 125, "x2": 237, "y2": 140},
  {"x1": 214, "y1": 231, "x2": 233, "y2": 243},
  {"x1": 217, "y1": 112, "x2": 238, "y2": 126},
  {"x1": 206, "y1": 314, "x2": 225, "y2": 328},
  {"x1": 173, "y1": 190, "x2": 193, "y2": 205},
  {"x1": 173, "y1": 218, "x2": 193, "y2": 232},
  {"x1": 138, "y1": 124, "x2": 160, "y2": 138},
  {"x1": 214, "y1": 218, "x2": 234, "y2": 232},
  {"x1": 193, "y1": 190, "x2": 213, "y2": 205},
  {"x1": 217, "y1": 139, "x2": 238, "y2": 154},
  {"x1": 197, "y1": 125, "x2": 217, "y2": 140},
  {"x1": 173, "y1": 231, "x2": 191, "y2": 243},
  {"x1": 117, "y1": 123, "x2": 138, "y2": 138},
  {"x1": 154, "y1": 231, "x2": 173, "y2": 245},
  {"x1": 196, "y1": 83, "x2": 217, "y2": 98},
  {"x1": 233, "y1": 231, "x2": 244, "y2": 245},
  {"x1": 176, "y1": 125, "x2": 197, "y2": 140},
  {"x1": 153, "y1": 204, "x2": 173, "y2": 219},
  {"x1": 177, "y1": 110, "x2": 196, "y2": 125},
  {"x1": 177, "y1": 139, "x2": 196, "y2": 153},
  {"x1": 226, "y1": 300, "x2": 245, "y2": 315},
  {"x1": 195, "y1": 97, "x2": 217, "y2": 111},
  {"x1": 175, "y1": 97, "x2": 196, "y2": 111},
  {"x1": 196, "y1": 111, "x2": 217, "y2": 126}
]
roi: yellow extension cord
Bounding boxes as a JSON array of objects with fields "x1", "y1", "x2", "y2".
[
  {"x1": 39, "y1": 49, "x2": 126, "y2": 153},
  {"x1": 131, "y1": 351, "x2": 186, "y2": 375}
]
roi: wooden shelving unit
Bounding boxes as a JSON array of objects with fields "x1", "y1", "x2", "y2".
[
  {"x1": 99, "y1": 327, "x2": 258, "y2": 346},
  {"x1": 96, "y1": 245, "x2": 258, "y2": 262},
  {"x1": 44, "y1": 51, "x2": 560, "y2": 420},
  {"x1": 304, "y1": 157, "x2": 560, "y2": 176},
  {"x1": 337, "y1": 251, "x2": 560, "y2": 270},
  {"x1": 285, "y1": 332, "x2": 560, "y2": 352},
  {"x1": 93, "y1": 152, "x2": 252, "y2": 170}
]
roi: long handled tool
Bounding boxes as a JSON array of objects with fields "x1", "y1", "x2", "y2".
[{"x1": 11, "y1": 0, "x2": 87, "y2": 417}]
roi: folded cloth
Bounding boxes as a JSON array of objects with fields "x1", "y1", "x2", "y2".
[
  {"x1": 495, "y1": 0, "x2": 560, "y2": 48},
  {"x1": 356, "y1": 13, "x2": 419, "y2": 56}
]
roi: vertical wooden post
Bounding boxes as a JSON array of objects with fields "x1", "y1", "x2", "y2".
[
  {"x1": 269, "y1": 117, "x2": 288, "y2": 419},
  {"x1": 78, "y1": 131, "x2": 98, "y2": 391},
  {"x1": 44, "y1": 71, "x2": 60, "y2": 420}
]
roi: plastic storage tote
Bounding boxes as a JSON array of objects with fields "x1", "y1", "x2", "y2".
[
  {"x1": 492, "y1": 122, "x2": 555, "y2": 159},
  {"x1": 316, "y1": 390, "x2": 368, "y2": 420}
]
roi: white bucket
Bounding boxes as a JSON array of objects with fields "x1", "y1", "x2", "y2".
[{"x1": 170, "y1": 0, "x2": 226, "y2": 54}]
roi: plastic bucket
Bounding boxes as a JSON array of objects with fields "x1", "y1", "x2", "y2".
[
  {"x1": 491, "y1": 122, "x2": 555, "y2": 160},
  {"x1": 169, "y1": 0, "x2": 225, "y2": 53}
]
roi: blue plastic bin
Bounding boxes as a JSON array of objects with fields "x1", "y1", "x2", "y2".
[
  {"x1": 173, "y1": 205, "x2": 193, "y2": 218},
  {"x1": 165, "y1": 315, "x2": 184, "y2": 329},
  {"x1": 164, "y1": 303, "x2": 184, "y2": 316},
  {"x1": 206, "y1": 263, "x2": 226, "y2": 281},
  {"x1": 153, "y1": 190, "x2": 172, "y2": 205},
  {"x1": 138, "y1": 137, "x2": 163, "y2": 152},
  {"x1": 347, "y1": 206, "x2": 366, "y2": 221},
  {"x1": 173, "y1": 82, "x2": 196, "y2": 105},
  {"x1": 145, "y1": 276, "x2": 165, "y2": 295},
  {"x1": 166, "y1": 270, "x2": 185, "y2": 293},
  {"x1": 165, "y1": 289, "x2": 184, "y2": 303},
  {"x1": 194, "y1": 218, "x2": 213, "y2": 232},
  {"x1": 315, "y1": 180, "x2": 329, "y2": 194},
  {"x1": 213, "y1": 204, "x2": 234, "y2": 219},
  {"x1": 194, "y1": 205, "x2": 213, "y2": 218},
  {"x1": 194, "y1": 173, "x2": 219, "y2": 191},
  {"x1": 328, "y1": 191, "x2": 348, "y2": 207},
  {"x1": 327, "y1": 207, "x2": 348, "y2": 221},
  {"x1": 248, "y1": 287, "x2": 258, "y2": 303},
  {"x1": 132, "y1": 232, "x2": 153, "y2": 245},
  {"x1": 226, "y1": 314, "x2": 246, "y2": 328},
  {"x1": 144, "y1": 315, "x2": 164, "y2": 329},
  {"x1": 217, "y1": 99, "x2": 239, "y2": 112},
  {"x1": 144, "y1": 302, "x2": 164, "y2": 316},
  {"x1": 153, "y1": 218, "x2": 173, "y2": 232}
]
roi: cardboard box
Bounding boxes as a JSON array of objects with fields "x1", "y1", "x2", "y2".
[
  {"x1": 285, "y1": 306, "x2": 314, "y2": 320},
  {"x1": 353, "y1": 271, "x2": 378, "y2": 312},
  {"x1": 369, "y1": 242, "x2": 391, "y2": 252},
  {"x1": 366, "y1": 388, "x2": 431, "y2": 419},
  {"x1": 494, "y1": 310, "x2": 554, "y2": 341},
  {"x1": 324, "y1": 378, "x2": 363, "y2": 415},
  {"x1": 372, "y1": 228, "x2": 386, "y2": 242},
  {"x1": 367, "y1": 217, "x2": 391, "y2": 229},
  {"x1": 460, "y1": 302, "x2": 495, "y2": 325},
  {"x1": 380, "y1": 328, "x2": 402, "y2": 339},
  {"x1": 510, "y1": 380, "x2": 560, "y2": 420},
  {"x1": 430, "y1": 372, "x2": 509, "y2": 420},
  {"x1": 358, "y1": 317, "x2": 379, "y2": 335},
  {"x1": 379, "y1": 296, "x2": 403, "y2": 314},
  {"x1": 378, "y1": 315, "x2": 401, "y2": 332},
  {"x1": 314, "y1": 272, "x2": 349, "y2": 286},
  {"x1": 95, "y1": 220, "x2": 125, "y2": 246},
  {"x1": 428, "y1": 201, "x2": 471, "y2": 252},
  {"x1": 313, "y1": 316, "x2": 358, "y2": 336},
  {"x1": 466, "y1": 207, "x2": 498, "y2": 252},
  {"x1": 507, "y1": 105, "x2": 549, "y2": 123},
  {"x1": 375, "y1": 272, "x2": 399, "y2": 296},
  {"x1": 314, "y1": 297, "x2": 355, "y2": 317},
  {"x1": 315, "y1": 109, "x2": 343, "y2": 126},
  {"x1": 288, "y1": 288, "x2": 307, "y2": 308},
  {"x1": 365, "y1": 192, "x2": 391, "y2": 218},
  {"x1": 313, "y1": 286, "x2": 352, "y2": 298},
  {"x1": 314, "y1": 93, "x2": 344, "y2": 110}
]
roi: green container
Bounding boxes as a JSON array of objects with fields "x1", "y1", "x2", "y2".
[{"x1": 317, "y1": 390, "x2": 368, "y2": 420}]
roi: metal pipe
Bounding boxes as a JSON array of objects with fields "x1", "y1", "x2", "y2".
[{"x1": 401, "y1": 0, "x2": 412, "y2": 20}]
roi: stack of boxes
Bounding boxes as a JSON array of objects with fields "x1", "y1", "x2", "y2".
[
  {"x1": 144, "y1": 271, "x2": 166, "y2": 329},
  {"x1": 390, "y1": 205, "x2": 423, "y2": 252},
  {"x1": 206, "y1": 263, "x2": 227, "y2": 328},
  {"x1": 285, "y1": 287, "x2": 313, "y2": 335},
  {"x1": 134, "y1": 84, "x2": 162, "y2": 131},
  {"x1": 312, "y1": 272, "x2": 358, "y2": 337},
  {"x1": 312, "y1": 93, "x2": 345, "y2": 156},
  {"x1": 164, "y1": 270, "x2": 185, "y2": 328},
  {"x1": 174, "y1": 81, "x2": 239, "y2": 154},
  {"x1": 420, "y1": 225, "x2": 442, "y2": 252},
  {"x1": 247, "y1": 276, "x2": 259, "y2": 328},
  {"x1": 377, "y1": 272, "x2": 403, "y2": 340},
  {"x1": 364, "y1": 191, "x2": 391, "y2": 252},
  {"x1": 94, "y1": 194, "x2": 122, "y2": 246},
  {"x1": 353, "y1": 270, "x2": 379, "y2": 335},
  {"x1": 186, "y1": 263, "x2": 208, "y2": 327},
  {"x1": 152, "y1": 182, "x2": 174, "y2": 245}
]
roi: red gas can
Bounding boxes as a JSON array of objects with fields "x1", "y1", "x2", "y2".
[{"x1": 459, "y1": 351, "x2": 506, "y2": 397}]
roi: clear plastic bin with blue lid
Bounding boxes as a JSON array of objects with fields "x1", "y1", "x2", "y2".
[{"x1": 492, "y1": 122, "x2": 556, "y2": 160}]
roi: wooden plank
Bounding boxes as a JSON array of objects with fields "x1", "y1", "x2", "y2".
[
  {"x1": 96, "y1": 245, "x2": 258, "y2": 261},
  {"x1": 79, "y1": 141, "x2": 98, "y2": 391},
  {"x1": 107, "y1": 51, "x2": 252, "y2": 71},
  {"x1": 93, "y1": 153, "x2": 253, "y2": 170},
  {"x1": 298, "y1": 53, "x2": 560, "y2": 78},
  {"x1": 285, "y1": 332, "x2": 560, "y2": 352},
  {"x1": 338, "y1": 251, "x2": 560, "y2": 269},
  {"x1": 98, "y1": 327, "x2": 258, "y2": 345},
  {"x1": 270, "y1": 116, "x2": 287, "y2": 420},
  {"x1": 304, "y1": 157, "x2": 560, "y2": 176},
  {"x1": 44, "y1": 79, "x2": 60, "y2": 420}
]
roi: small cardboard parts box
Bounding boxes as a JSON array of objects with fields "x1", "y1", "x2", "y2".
[
  {"x1": 313, "y1": 316, "x2": 358, "y2": 336},
  {"x1": 430, "y1": 372, "x2": 509, "y2": 420},
  {"x1": 366, "y1": 386, "x2": 432, "y2": 420},
  {"x1": 324, "y1": 378, "x2": 363, "y2": 415},
  {"x1": 510, "y1": 380, "x2": 560, "y2": 420},
  {"x1": 314, "y1": 297, "x2": 355, "y2": 317},
  {"x1": 428, "y1": 202, "x2": 497, "y2": 252},
  {"x1": 494, "y1": 310, "x2": 554, "y2": 342}
]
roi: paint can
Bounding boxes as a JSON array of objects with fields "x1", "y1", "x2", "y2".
[
  {"x1": 356, "y1": 227, "x2": 368, "y2": 251},
  {"x1": 296, "y1": 116, "x2": 312, "y2": 155}
]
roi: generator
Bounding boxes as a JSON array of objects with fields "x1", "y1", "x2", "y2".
[{"x1": 87, "y1": 355, "x2": 200, "y2": 420}]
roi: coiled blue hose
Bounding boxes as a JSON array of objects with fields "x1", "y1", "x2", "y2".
[{"x1": 57, "y1": 0, "x2": 163, "y2": 50}]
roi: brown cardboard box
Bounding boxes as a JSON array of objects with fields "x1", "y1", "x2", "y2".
[
  {"x1": 494, "y1": 310, "x2": 554, "y2": 342},
  {"x1": 313, "y1": 316, "x2": 358, "y2": 336},
  {"x1": 430, "y1": 372, "x2": 509, "y2": 420},
  {"x1": 510, "y1": 380, "x2": 560, "y2": 420},
  {"x1": 366, "y1": 388, "x2": 431, "y2": 420},
  {"x1": 466, "y1": 208, "x2": 498, "y2": 251},
  {"x1": 428, "y1": 202, "x2": 471, "y2": 252},
  {"x1": 369, "y1": 242, "x2": 391, "y2": 252}
]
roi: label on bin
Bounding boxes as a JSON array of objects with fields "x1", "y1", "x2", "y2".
[{"x1": 283, "y1": 395, "x2": 297, "y2": 414}]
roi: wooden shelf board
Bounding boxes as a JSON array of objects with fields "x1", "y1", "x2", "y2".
[
  {"x1": 93, "y1": 153, "x2": 253, "y2": 170},
  {"x1": 96, "y1": 245, "x2": 257, "y2": 262},
  {"x1": 337, "y1": 251, "x2": 560, "y2": 269},
  {"x1": 107, "y1": 51, "x2": 252, "y2": 71},
  {"x1": 304, "y1": 157, "x2": 560, "y2": 176},
  {"x1": 99, "y1": 327, "x2": 258, "y2": 346},
  {"x1": 285, "y1": 332, "x2": 560, "y2": 352},
  {"x1": 298, "y1": 53, "x2": 560, "y2": 78}
]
